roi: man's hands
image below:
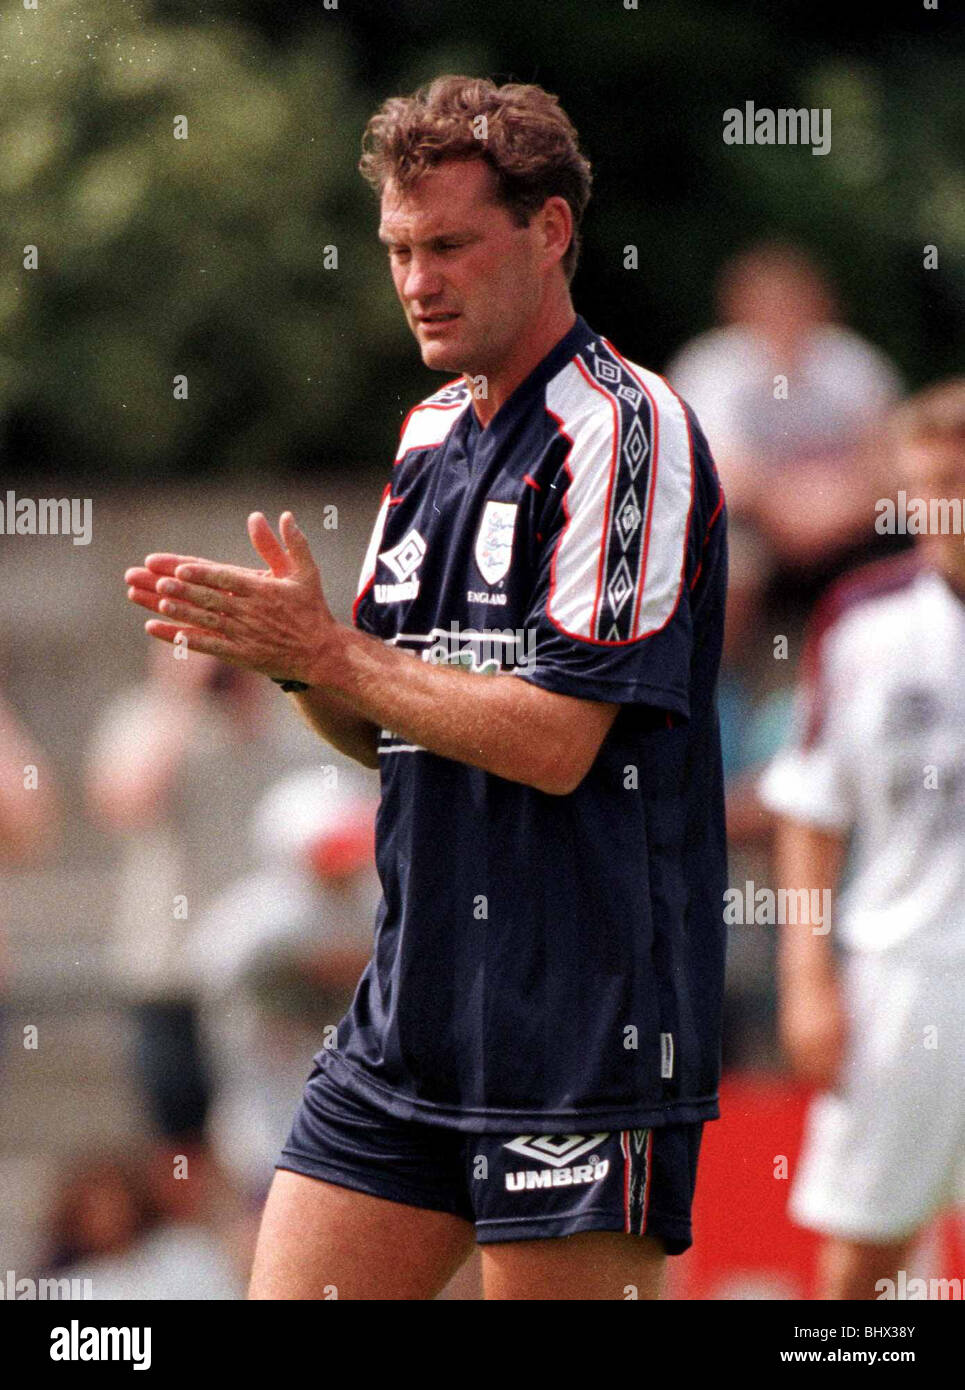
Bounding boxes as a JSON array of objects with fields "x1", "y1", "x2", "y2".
[
  {"x1": 124, "y1": 509, "x2": 618, "y2": 791},
  {"x1": 125, "y1": 511, "x2": 335, "y2": 685}
]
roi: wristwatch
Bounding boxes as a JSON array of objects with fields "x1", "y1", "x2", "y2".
[{"x1": 270, "y1": 677, "x2": 310, "y2": 693}]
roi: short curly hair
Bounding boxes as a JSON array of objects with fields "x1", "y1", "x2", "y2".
[{"x1": 359, "y1": 75, "x2": 593, "y2": 283}]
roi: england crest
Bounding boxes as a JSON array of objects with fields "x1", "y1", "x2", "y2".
[{"x1": 474, "y1": 500, "x2": 518, "y2": 586}]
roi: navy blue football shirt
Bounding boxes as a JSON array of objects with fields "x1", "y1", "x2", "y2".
[{"x1": 324, "y1": 313, "x2": 728, "y2": 1132}]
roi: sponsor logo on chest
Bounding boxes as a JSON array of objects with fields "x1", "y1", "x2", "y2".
[{"x1": 376, "y1": 527, "x2": 426, "y2": 602}]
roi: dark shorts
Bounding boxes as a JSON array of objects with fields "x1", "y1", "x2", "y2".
[{"x1": 277, "y1": 1054, "x2": 704, "y2": 1251}]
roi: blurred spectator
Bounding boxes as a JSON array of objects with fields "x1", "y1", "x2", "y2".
[
  {"x1": 719, "y1": 521, "x2": 795, "y2": 847},
  {"x1": 43, "y1": 1148, "x2": 244, "y2": 1299},
  {"x1": 84, "y1": 643, "x2": 371, "y2": 1146},
  {"x1": 0, "y1": 687, "x2": 59, "y2": 872},
  {"x1": 188, "y1": 767, "x2": 379, "y2": 1200},
  {"x1": 0, "y1": 680, "x2": 59, "y2": 1069},
  {"x1": 667, "y1": 241, "x2": 903, "y2": 586},
  {"x1": 717, "y1": 521, "x2": 794, "y2": 1070}
]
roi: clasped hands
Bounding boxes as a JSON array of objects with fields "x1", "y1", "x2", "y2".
[{"x1": 124, "y1": 510, "x2": 336, "y2": 687}]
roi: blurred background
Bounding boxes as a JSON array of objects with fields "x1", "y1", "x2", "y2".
[{"x1": 0, "y1": 0, "x2": 962, "y2": 1299}]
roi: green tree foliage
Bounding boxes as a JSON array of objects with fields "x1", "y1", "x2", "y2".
[
  {"x1": 1, "y1": 0, "x2": 961, "y2": 480},
  {"x1": 1, "y1": 0, "x2": 410, "y2": 478}
]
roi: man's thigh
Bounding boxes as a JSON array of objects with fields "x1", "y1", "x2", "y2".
[
  {"x1": 481, "y1": 1230, "x2": 666, "y2": 1301},
  {"x1": 472, "y1": 1125, "x2": 702, "y2": 1254},
  {"x1": 249, "y1": 1170, "x2": 475, "y2": 1300},
  {"x1": 257, "y1": 1056, "x2": 703, "y2": 1299}
]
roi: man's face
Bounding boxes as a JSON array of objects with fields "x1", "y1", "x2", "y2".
[
  {"x1": 729, "y1": 267, "x2": 830, "y2": 338},
  {"x1": 378, "y1": 158, "x2": 546, "y2": 378}
]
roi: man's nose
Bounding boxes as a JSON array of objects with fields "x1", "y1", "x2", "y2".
[{"x1": 402, "y1": 255, "x2": 443, "y2": 303}]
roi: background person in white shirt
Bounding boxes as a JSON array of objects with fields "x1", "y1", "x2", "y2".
[
  {"x1": 759, "y1": 377, "x2": 965, "y2": 1299},
  {"x1": 667, "y1": 241, "x2": 902, "y2": 582}
]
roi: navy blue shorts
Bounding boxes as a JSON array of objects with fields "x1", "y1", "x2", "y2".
[{"x1": 277, "y1": 1054, "x2": 703, "y2": 1251}]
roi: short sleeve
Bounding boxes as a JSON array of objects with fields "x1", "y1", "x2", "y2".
[
  {"x1": 513, "y1": 365, "x2": 700, "y2": 719},
  {"x1": 830, "y1": 330, "x2": 904, "y2": 423}
]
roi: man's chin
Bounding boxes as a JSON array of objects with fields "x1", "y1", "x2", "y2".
[{"x1": 419, "y1": 341, "x2": 467, "y2": 374}]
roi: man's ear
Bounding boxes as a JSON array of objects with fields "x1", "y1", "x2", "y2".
[{"x1": 540, "y1": 195, "x2": 573, "y2": 269}]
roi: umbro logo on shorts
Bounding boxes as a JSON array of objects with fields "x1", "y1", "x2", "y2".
[
  {"x1": 502, "y1": 1134, "x2": 611, "y2": 1192},
  {"x1": 503, "y1": 1134, "x2": 607, "y2": 1167}
]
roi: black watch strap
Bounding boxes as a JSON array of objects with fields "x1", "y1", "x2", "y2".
[{"x1": 270, "y1": 677, "x2": 310, "y2": 693}]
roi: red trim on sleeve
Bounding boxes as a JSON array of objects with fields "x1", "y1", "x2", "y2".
[{"x1": 351, "y1": 480, "x2": 392, "y2": 626}]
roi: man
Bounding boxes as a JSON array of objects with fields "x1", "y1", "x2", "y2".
[
  {"x1": 125, "y1": 76, "x2": 728, "y2": 1300},
  {"x1": 667, "y1": 241, "x2": 901, "y2": 585},
  {"x1": 760, "y1": 378, "x2": 965, "y2": 1299}
]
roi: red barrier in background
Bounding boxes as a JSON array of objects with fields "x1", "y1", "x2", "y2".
[{"x1": 667, "y1": 1072, "x2": 964, "y2": 1300}]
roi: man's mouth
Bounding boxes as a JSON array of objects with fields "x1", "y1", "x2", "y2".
[{"x1": 417, "y1": 313, "x2": 460, "y2": 327}]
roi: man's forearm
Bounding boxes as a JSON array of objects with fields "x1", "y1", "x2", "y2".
[
  {"x1": 288, "y1": 684, "x2": 381, "y2": 769},
  {"x1": 307, "y1": 623, "x2": 572, "y2": 794},
  {"x1": 774, "y1": 818, "x2": 846, "y2": 981}
]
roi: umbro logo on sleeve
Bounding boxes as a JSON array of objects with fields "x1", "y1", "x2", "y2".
[{"x1": 376, "y1": 527, "x2": 426, "y2": 602}]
